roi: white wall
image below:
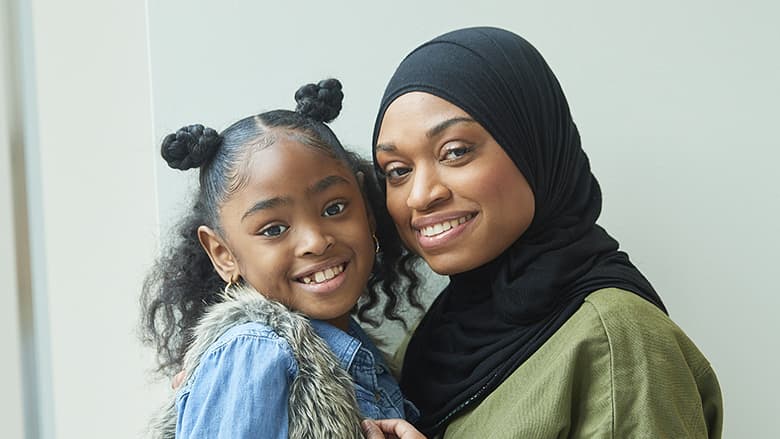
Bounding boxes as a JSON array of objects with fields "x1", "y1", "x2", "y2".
[
  {"x1": 2, "y1": 0, "x2": 777, "y2": 438},
  {"x1": 148, "y1": 1, "x2": 779, "y2": 437},
  {"x1": 25, "y1": 0, "x2": 169, "y2": 435},
  {"x1": 3, "y1": 0, "x2": 167, "y2": 438},
  {"x1": 1, "y1": 0, "x2": 27, "y2": 436}
]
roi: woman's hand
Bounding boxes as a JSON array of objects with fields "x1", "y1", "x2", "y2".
[{"x1": 361, "y1": 419, "x2": 426, "y2": 439}]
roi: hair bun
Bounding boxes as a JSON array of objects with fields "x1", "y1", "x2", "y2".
[
  {"x1": 294, "y1": 78, "x2": 343, "y2": 123},
  {"x1": 160, "y1": 124, "x2": 222, "y2": 170}
]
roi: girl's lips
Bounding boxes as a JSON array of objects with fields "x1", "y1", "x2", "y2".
[
  {"x1": 415, "y1": 213, "x2": 477, "y2": 251},
  {"x1": 296, "y1": 262, "x2": 349, "y2": 294}
]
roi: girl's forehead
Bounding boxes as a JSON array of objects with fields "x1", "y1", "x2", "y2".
[
  {"x1": 240, "y1": 139, "x2": 357, "y2": 194},
  {"x1": 220, "y1": 140, "x2": 361, "y2": 225}
]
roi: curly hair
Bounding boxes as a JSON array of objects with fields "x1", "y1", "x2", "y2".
[{"x1": 140, "y1": 79, "x2": 423, "y2": 376}]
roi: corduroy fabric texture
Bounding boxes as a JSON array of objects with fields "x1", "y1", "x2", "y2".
[{"x1": 429, "y1": 289, "x2": 722, "y2": 438}]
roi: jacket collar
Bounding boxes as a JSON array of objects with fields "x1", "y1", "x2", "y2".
[{"x1": 310, "y1": 319, "x2": 362, "y2": 371}]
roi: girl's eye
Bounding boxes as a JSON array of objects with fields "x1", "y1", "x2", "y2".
[
  {"x1": 259, "y1": 224, "x2": 289, "y2": 237},
  {"x1": 442, "y1": 145, "x2": 473, "y2": 161},
  {"x1": 323, "y1": 202, "x2": 346, "y2": 217}
]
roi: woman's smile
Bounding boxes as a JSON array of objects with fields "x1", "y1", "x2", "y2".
[{"x1": 412, "y1": 212, "x2": 477, "y2": 251}]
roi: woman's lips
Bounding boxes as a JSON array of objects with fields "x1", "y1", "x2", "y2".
[{"x1": 414, "y1": 213, "x2": 476, "y2": 250}]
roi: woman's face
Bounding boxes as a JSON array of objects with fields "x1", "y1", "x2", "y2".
[
  {"x1": 201, "y1": 138, "x2": 375, "y2": 330},
  {"x1": 375, "y1": 92, "x2": 535, "y2": 275}
]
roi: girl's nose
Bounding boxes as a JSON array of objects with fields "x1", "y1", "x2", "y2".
[{"x1": 296, "y1": 226, "x2": 335, "y2": 257}]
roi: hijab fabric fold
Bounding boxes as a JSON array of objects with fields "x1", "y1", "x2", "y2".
[{"x1": 372, "y1": 27, "x2": 666, "y2": 436}]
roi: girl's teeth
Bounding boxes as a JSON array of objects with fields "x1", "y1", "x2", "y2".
[
  {"x1": 301, "y1": 264, "x2": 344, "y2": 285},
  {"x1": 422, "y1": 215, "x2": 472, "y2": 237}
]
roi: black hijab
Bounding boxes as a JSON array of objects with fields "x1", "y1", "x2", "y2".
[{"x1": 372, "y1": 27, "x2": 666, "y2": 435}]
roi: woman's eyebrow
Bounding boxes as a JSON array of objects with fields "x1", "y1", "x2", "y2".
[
  {"x1": 375, "y1": 117, "x2": 477, "y2": 153},
  {"x1": 426, "y1": 117, "x2": 477, "y2": 138},
  {"x1": 375, "y1": 142, "x2": 395, "y2": 153}
]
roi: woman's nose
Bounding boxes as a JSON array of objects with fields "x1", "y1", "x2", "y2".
[{"x1": 406, "y1": 166, "x2": 450, "y2": 211}]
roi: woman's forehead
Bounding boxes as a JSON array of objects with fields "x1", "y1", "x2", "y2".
[{"x1": 378, "y1": 92, "x2": 473, "y2": 141}]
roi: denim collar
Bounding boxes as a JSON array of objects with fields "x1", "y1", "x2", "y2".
[{"x1": 309, "y1": 319, "x2": 363, "y2": 371}]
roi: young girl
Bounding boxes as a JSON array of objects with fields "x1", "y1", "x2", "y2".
[{"x1": 141, "y1": 79, "x2": 425, "y2": 438}]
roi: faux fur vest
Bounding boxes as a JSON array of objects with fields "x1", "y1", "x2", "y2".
[{"x1": 151, "y1": 286, "x2": 365, "y2": 438}]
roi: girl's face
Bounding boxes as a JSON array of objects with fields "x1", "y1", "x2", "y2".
[
  {"x1": 375, "y1": 92, "x2": 535, "y2": 275},
  {"x1": 201, "y1": 138, "x2": 375, "y2": 330}
]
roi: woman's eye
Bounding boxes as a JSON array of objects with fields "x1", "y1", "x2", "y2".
[
  {"x1": 442, "y1": 146, "x2": 473, "y2": 161},
  {"x1": 260, "y1": 224, "x2": 288, "y2": 237},
  {"x1": 323, "y1": 202, "x2": 346, "y2": 217},
  {"x1": 386, "y1": 166, "x2": 411, "y2": 179}
]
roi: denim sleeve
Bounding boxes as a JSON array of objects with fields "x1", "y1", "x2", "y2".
[{"x1": 176, "y1": 328, "x2": 297, "y2": 439}]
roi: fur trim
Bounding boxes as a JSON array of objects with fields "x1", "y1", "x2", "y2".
[{"x1": 150, "y1": 285, "x2": 365, "y2": 438}]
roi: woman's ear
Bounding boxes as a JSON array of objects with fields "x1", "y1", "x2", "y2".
[{"x1": 197, "y1": 225, "x2": 238, "y2": 283}]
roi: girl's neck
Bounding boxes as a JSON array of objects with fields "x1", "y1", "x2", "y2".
[{"x1": 324, "y1": 313, "x2": 351, "y2": 331}]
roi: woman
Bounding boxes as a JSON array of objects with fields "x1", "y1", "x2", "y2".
[{"x1": 370, "y1": 27, "x2": 723, "y2": 438}]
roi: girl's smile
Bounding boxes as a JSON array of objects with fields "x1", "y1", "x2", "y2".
[{"x1": 294, "y1": 259, "x2": 349, "y2": 294}]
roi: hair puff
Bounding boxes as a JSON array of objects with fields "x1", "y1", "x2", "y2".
[
  {"x1": 294, "y1": 78, "x2": 343, "y2": 123},
  {"x1": 161, "y1": 124, "x2": 222, "y2": 170}
]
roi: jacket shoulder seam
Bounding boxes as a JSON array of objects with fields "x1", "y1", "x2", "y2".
[
  {"x1": 582, "y1": 299, "x2": 616, "y2": 439},
  {"x1": 204, "y1": 330, "x2": 298, "y2": 376}
]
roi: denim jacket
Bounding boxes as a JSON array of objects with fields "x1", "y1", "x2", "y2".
[{"x1": 175, "y1": 317, "x2": 418, "y2": 438}]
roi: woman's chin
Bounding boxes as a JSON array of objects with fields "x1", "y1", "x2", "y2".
[{"x1": 425, "y1": 255, "x2": 478, "y2": 276}]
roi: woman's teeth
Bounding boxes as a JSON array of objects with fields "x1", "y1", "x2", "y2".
[
  {"x1": 420, "y1": 214, "x2": 473, "y2": 237},
  {"x1": 300, "y1": 264, "x2": 344, "y2": 284}
]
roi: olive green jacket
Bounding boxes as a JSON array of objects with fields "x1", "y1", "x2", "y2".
[{"x1": 396, "y1": 288, "x2": 723, "y2": 439}]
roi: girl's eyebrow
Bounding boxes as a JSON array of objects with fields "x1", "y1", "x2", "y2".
[
  {"x1": 375, "y1": 117, "x2": 477, "y2": 153},
  {"x1": 241, "y1": 196, "x2": 292, "y2": 221},
  {"x1": 308, "y1": 175, "x2": 350, "y2": 195},
  {"x1": 241, "y1": 175, "x2": 351, "y2": 222}
]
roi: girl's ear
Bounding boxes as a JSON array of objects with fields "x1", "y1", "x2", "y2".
[{"x1": 197, "y1": 225, "x2": 238, "y2": 283}]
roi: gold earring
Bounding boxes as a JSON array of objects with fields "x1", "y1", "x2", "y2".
[
  {"x1": 372, "y1": 234, "x2": 380, "y2": 254},
  {"x1": 224, "y1": 275, "x2": 238, "y2": 294}
]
